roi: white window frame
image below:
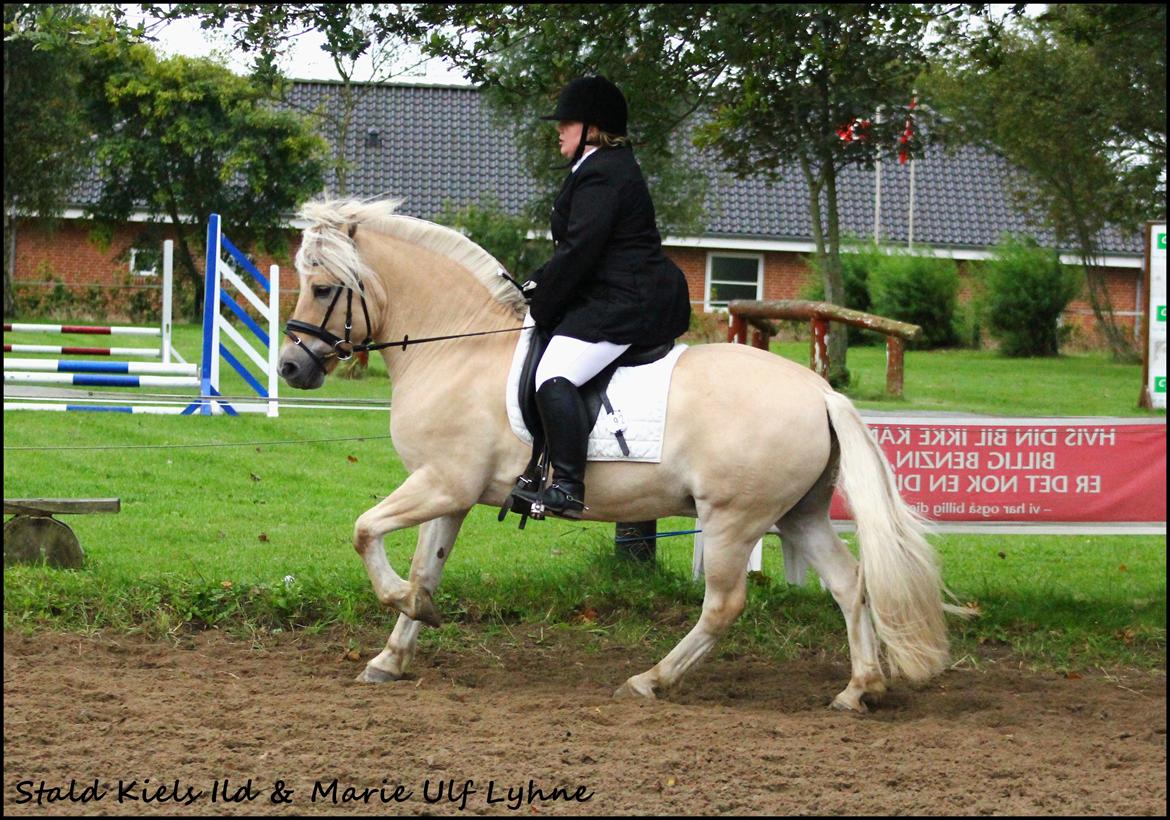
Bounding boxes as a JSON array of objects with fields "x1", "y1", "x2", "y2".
[
  {"x1": 130, "y1": 246, "x2": 160, "y2": 277},
  {"x1": 705, "y1": 251, "x2": 764, "y2": 311}
]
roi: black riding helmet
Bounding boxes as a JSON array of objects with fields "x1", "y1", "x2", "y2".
[{"x1": 540, "y1": 75, "x2": 628, "y2": 165}]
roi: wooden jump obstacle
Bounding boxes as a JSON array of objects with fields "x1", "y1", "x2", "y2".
[
  {"x1": 727, "y1": 299, "x2": 923, "y2": 397},
  {"x1": 3, "y1": 498, "x2": 120, "y2": 568}
]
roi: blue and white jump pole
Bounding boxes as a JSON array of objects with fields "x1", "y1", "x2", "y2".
[{"x1": 185, "y1": 213, "x2": 280, "y2": 416}]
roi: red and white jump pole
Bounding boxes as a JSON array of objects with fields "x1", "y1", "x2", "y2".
[
  {"x1": 3, "y1": 241, "x2": 180, "y2": 362},
  {"x1": 5, "y1": 229, "x2": 278, "y2": 415},
  {"x1": 3, "y1": 241, "x2": 200, "y2": 413}
]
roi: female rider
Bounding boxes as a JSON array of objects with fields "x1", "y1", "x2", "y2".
[{"x1": 513, "y1": 75, "x2": 692, "y2": 518}]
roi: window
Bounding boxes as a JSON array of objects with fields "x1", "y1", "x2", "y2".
[
  {"x1": 130, "y1": 246, "x2": 162, "y2": 277},
  {"x1": 706, "y1": 253, "x2": 763, "y2": 310}
]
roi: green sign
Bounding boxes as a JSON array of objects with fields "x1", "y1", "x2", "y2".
[
  {"x1": 1159, "y1": 232, "x2": 1167, "y2": 249},
  {"x1": 1156, "y1": 377, "x2": 1167, "y2": 393},
  {"x1": 1158, "y1": 305, "x2": 1168, "y2": 322}
]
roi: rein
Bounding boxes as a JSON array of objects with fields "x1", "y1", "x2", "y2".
[{"x1": 284, "y1": 283, "x2": 532, "y2": 375}]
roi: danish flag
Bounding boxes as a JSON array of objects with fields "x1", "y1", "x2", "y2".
[
  {"x1": 898, "y1": 97, "x2": 918, "y2": 164},
  {"x1": 836, "y1": 117, "x2": 871, "y2": 143}
]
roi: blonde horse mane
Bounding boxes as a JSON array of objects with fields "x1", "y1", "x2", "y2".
[{"x1": 295, "y1": 198, "x2": 527, "y2": 316}]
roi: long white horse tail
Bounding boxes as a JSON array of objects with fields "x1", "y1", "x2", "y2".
[{"x1": 823, "y1": 389, "x2": 968, "y2": 682}]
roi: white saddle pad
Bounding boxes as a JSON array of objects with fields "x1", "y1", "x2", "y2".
[{"x1": 506, "y1": 317, "x2": 687, "y2": 463}]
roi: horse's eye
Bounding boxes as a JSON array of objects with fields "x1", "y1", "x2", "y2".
[{"x1": 312, "y1": 284, "x2": 335, "y2": 299}]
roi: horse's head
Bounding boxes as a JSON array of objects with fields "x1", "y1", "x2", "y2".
[
  {"x1": 279, "y1": 196, "x2": 528, "y2": 389},
  {"x1": 279, "y1": 204, "x2": 382, "y2": 390}
]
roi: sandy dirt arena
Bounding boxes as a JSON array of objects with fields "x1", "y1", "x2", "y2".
[{"x1": 3, "y1": 627, "x2": 1166, "y2": 816}]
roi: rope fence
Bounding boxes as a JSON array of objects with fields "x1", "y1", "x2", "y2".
[
  {"x1": 3, "y1": 433, "x2": 395, "y2": 452},
  {"x1": 5, "y1": 388, "x2": 393, "y2": 412}
]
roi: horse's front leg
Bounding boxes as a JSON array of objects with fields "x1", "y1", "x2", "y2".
[
  {"x1": 357, "y1": 511, "x2": 467, "y2": 684},
  {"x1": 353, "y1": 467, "x2": 471, "y2": 625}
]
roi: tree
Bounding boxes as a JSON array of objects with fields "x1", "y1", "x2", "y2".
[
  {"x1": 691, "y1": 5, "x2": 946, "y2": 384},
  {"x1": 142, "y1": 4, "x2": 415, "y2": 196},
  {"x1": 435, "y1": 195, "x2": 552, "y2": 278},
  {"x1": 141, "y1": 5, "x2": 713, "y2": 255},
  {"x1": 129, "y1": 5, "x2": 1050, "y2": 382},
  {"x1": 1043, "y1": 4, "x2": 1165, "y2": 226},
  {"x1": 390, "y1": 4, "x2": 951, "y2": 385},
  {"x1": 81, "y1": 44, "x2": 329, "y2": 321},
  {"x1": 925, "y1": 6, "x2": 1165, "y2": 361},
  {"x1": 404, "y1": 4, "x2": 714, "y2": 239},
  {"x1": 2, "y1": 5, "x2": 130, "y2": 317}
]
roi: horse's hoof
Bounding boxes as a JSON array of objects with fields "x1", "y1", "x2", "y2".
[
  {"x1": 614, "y1": 678, "x2": 656, "y2": 702},
  {"x1": 830, "y1": 692, "x2": 868, "y2": 714},
  {"x1": 397, "y1": 588, "x2": 442, "y2": 628},
  {"x1": 410, "y1": 590, "x2": 442, "y2": 628},
  {"x1": 356, "y1": 664, "x2": 401, "y2": 684}
]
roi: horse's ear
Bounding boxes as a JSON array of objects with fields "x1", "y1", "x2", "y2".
[{"x1": 348, "y1": 223, "x2": 358, "y2": 240}]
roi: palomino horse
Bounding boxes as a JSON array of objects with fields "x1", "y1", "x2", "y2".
[{"x1": 279, "y1": 198, "x2": 967, "y2": 712}]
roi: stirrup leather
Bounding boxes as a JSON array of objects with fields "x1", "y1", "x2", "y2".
[{"x1": 499, "y1": 472, "x2": 541, "y2": 528}]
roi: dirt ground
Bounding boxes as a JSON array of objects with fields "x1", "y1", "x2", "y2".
[{"x1": 3, "y1": 627, "x2": 1166, "y2": 816}]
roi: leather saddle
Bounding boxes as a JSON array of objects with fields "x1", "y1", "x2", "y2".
[
  {"x1": 500, "y1": 327, "x2": 672, "y2": 526},
  {"x1": 516, "y1": 327, "x2": 674, "y2": 454}
]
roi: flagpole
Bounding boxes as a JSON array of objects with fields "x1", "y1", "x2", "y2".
[
  {"x1": 908, "y1": 156, "x2": 915, "y2": 250},
  {"x1": 905, "y1": 93, "x2": 918, "y2": 251},
  {"x1": 873, "y1": 108, "x2": 882, "y2": 244}
]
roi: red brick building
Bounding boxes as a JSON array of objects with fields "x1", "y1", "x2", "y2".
[{"x1": 8, "y1": 82, "x2": 1146, "y2": 348}]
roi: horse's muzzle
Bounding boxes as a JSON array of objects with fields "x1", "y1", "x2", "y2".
[{"x1": 279, "y1": 343, "x2": 327, "y2": 390}]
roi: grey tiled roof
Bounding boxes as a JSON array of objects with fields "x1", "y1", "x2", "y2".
[
  {"x1": 282, "y1": 82, "x2": 539, "y2": 219},
  {"x1": 71, "y1": 80, "x2": 1143, "y2": 256}
]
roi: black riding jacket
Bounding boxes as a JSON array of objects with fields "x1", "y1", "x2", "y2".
[{"x1": 527, "y1": 146, "x2": 692, "y2": 346}]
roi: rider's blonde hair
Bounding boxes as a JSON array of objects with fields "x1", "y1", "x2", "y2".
[{"x1": 587, "y1": 126, "x2": 630, "y2": 148}]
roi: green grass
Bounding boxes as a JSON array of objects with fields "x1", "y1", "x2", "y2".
[
  {"x1": 3, "y1": 324, "x2": 1165, "y2": 671},
  {"x1": 768, "y1": 340, "x2": 1160, "y2": 417}
]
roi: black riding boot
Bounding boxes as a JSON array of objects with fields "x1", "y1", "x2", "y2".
[{"x1": 514, "y1": 377, "x2": 589, "y2": 518}]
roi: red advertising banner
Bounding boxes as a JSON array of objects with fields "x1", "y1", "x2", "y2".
[{"x1": 830, "y1": 417, "x2": 1167, "y2": 526}]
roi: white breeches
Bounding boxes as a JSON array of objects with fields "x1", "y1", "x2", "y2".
[{"x1": 536, "y1": 335, "x2": 631, "y2": 389}]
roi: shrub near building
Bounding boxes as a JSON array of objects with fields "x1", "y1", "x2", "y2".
[
  {"x1": 981, "y1": 236, "x2": 1081, "y2": 357},
  {"x1": 868, "y1": 251, "x2": 961, "y2": 348},
  {"x1": 803, "y1": 242, "x2": 884, "y2": 346}
]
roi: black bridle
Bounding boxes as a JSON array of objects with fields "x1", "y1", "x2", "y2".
[
  {"x1": 284, "y1": 281, "x2": 532, "y2": 376},
  {"x1": 284, "y1": 283, "x2": 373, "y2": 374}
]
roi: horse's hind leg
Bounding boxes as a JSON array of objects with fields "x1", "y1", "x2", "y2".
[
  {"x1": 615, "y1": 514, "x2": 759, "y2": 701},
  {"x1": 777, "y1": 490, "x2": 885, "y2": 713},
  {"x1": 358, "y1": 511, "x2": 467, "y2": 684}
]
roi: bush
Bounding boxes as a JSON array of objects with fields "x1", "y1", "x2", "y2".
[
  {"x1": 869, "y1": 252, "x2": 960, "y2": 348},
  {"x1": 682, "y1": 310, "x2": 728, "y2": 344},
  {"x1": 433, "y1": 195, "x2": 552, "y2": 280},
  {"x1": 124, "y1": 284, "x2": 157, "y2": 324},
  {"x1": 981, "y1": 236, "x2": 1081, "y2": 357},
  {"x1": 954, "y1": 301, "x2": 985, "y2": 349},
  {"x1": 41, "y1": 281, "x2": 74, "y2": 320},
  {"x1": 802, "y1": 242, "x2": 882, "y2": 345}
]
